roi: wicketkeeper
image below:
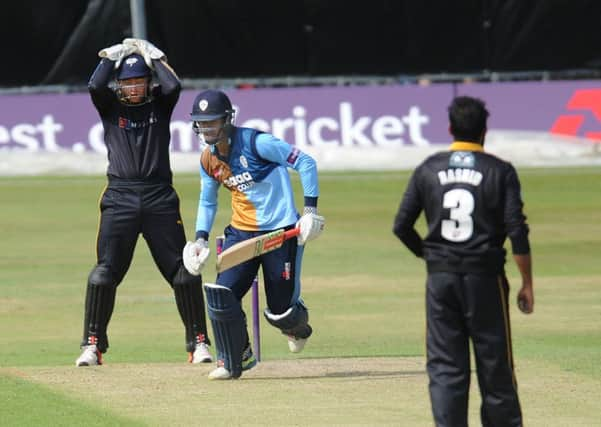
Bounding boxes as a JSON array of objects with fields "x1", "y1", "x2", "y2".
[
  {"x1": 76, "y1": 39, "x2": 212, "y2": 366},
  {"x1": 182, "y1": 89, "x2": 325, "y2": 380}
]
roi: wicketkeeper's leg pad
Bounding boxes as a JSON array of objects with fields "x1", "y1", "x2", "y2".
[
  {"x1": 173, "y1": 266, "x2": 210, "y2": 351},
  {"x1": 82, "y1": 265, "x2": 117, "y2": 353},
  {"x1": 204, "y1": 283, "x2": 248, "y2": 378},
  {"x1": 264, "y1": 301, "x2": 312, "y2": 339}
]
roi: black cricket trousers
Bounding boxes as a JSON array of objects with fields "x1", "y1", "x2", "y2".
[
  {"x1": 97, "y1": 181, "x2": 185, "y2": 288},
  {"x1": 426, "y1": 272, "x2": 523, "y2": 427}
]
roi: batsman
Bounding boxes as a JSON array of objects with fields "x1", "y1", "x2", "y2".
[
  {"x1": 75, "y1": 39, "x2": 212, "y2": 366},
  {"x1": 182, "y1": 89, "x2": 325, "y2": 380}
]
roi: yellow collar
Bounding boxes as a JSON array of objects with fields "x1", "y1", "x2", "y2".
[{"x1": 449, "y1": 141, "x2": 484, "y2": 152}]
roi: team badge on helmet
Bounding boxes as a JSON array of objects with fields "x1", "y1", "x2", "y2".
[{"x1": 199, "y1": 99, "x2": 209, "y2": 111}]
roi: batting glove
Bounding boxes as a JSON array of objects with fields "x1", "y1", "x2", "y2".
[
  {"x1": 123, "y1": 38, "x2": 165, "y2": 68},
  {"x1": 183, "y1": 238, "x2": 210, "y2": 276},
  {"x1": 296, "y1": 207, "x2": 325, "y2": 245},
  {"x1": 98, "y1": 43, "x2": 137, "y2": 69}
]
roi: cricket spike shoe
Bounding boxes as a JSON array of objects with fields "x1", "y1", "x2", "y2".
[
  {"x1": 287, "y1": 324, "x2": 312, "y2": 353},
  {"x1": 208, "y1": 345, "x2": 256, "y2": 380},
  {"x1": 287, "y1": 336, "x2": 308, "y2": 353},
  {"x1": 75, "y1": 344, "x2": 103, "y2": 366},
  {"x1": 208, "y1": 360, "x2": 233, "y2": 380},
  {"x1": 189, "y1": 342, "x2": 213, "y2": 364},
  {"x1": 241, "y1": 344, "x2": 257, "y2": 371}
]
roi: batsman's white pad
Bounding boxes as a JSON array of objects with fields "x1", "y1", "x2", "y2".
[
  {"x1": 182, "y1": 239, "x2": 210, "y2": 276},
  {"x1": 296, "y1": 212, "x2": 325, "y2": 245}
]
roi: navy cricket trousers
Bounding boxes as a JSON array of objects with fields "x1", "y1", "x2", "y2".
[{"x1": 215, "y1": 224, "x2": 304, "y2": 314}]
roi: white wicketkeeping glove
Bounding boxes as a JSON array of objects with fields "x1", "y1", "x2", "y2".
[
  {"x1": 182, "y1": 238, "x2": 210, "y2": 276},
  {"x1": 296, "y1": 207, "x2": 325, "y2": 246},
  {"x1": 123, "y1": 38, "x2": 165, "y2": 68},
  {"x1": 98, "y1": 43, "x2": 137, "y2": 69}
]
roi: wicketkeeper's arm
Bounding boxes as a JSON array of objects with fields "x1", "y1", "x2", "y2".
[
  {"x1": 87, "y1": 58, "x2": 116, "y2": 112},
  {"x1": 152, "y1": 59, "x2": 181, "y2": 99}
]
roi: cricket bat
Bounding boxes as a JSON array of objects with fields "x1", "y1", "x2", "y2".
[{"x1": 216, "y1": 228, "x2": 300, "y2": 273}]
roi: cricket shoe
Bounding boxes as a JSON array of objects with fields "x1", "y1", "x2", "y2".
[
  {"x1": 241, "y1": 344, "x2": 257, "y2": 371},
  {"x1": 208, "y1": 366, "x2": 233, "y2": 380},
  {"x1": 189, "y1": 342, "x2": 213, "y2": 364},
  {"x1": 75, "y1": 344, "x2": 102, "y2": 366},
  {"x1": 208, "y1": 346, "x2": 257, "y2": 380},
  {"x1": 287, "y1": 324, "x2": 313, "y2": 353},
  {"x1": 288, "y1": 336, "x2": 308, "y2": 353},
  {"x1": 208, "y1": 359, "x2": 235, "y2": 380}
]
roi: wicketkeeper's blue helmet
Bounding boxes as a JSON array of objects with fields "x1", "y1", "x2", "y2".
[{"x1": 117, "y1": 54, "x2": 151, "y2": 80}]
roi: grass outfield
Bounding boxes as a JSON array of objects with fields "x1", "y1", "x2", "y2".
[{"x1": 1, "y1": 168, "x2": 600, "y2": 426}]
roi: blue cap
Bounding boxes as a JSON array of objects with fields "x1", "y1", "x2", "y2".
[
  {"x1": 190, "y1": 89, "x2": 233, "y2": 121},
  {"x1": 117, "y1": 54, "x2": 150, "y2": 80}
]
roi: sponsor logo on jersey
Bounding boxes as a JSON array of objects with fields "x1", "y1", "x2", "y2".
[
  {"x1": 287, "y1": 147, "x2": 300, "y2": 165},
  {"x1": 223, "y1": 171, "x2": 255, "y2": 191},
  {"x1": 449, "y1": 151, "x2": 475, "y2": 168},
  {"x1": 212, "y1": 167, "x2": 223, "y2": 179},
  {"x1": 118, "y1": 112, "x2": 157, "y2": 129}
]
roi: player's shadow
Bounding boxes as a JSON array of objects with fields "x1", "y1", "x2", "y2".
[{"x1": 245, "y1": 369, "x2": 426, "y2": 381}]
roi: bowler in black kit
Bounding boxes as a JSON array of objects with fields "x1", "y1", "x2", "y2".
[{"x1": 393, "y1": 96, "x2": 534, "y2": 427}]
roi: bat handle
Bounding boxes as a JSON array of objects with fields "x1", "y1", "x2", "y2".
[{"x1": 284, "y1": 228, "x2": 301, "y2": 240}]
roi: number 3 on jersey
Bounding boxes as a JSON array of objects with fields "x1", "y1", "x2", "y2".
[{"x1": 441, "y1": 189, "x2": 474, "y2": 242}]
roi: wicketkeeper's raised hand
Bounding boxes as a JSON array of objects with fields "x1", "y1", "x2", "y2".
[
  {"x1": 183, "y1": 238, "x2": 210, "y2": 276},
  {"x1": 296, "y1": 207, "x2": 325, "y2": 245},
  {"x1": 98, "y1": 43, "x2": 137, "y2": 69},
  {"x1": 122, "y1": 38, "x2": 166, "y2": 68}
]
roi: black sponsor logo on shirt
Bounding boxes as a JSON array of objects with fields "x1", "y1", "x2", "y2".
[{"x1": 118, "y1": 112, "x2": 158, "y2": 129}]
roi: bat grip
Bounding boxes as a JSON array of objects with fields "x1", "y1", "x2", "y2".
[{"x1": 284, "y1": 228, "x2": 301, "y2": 240}]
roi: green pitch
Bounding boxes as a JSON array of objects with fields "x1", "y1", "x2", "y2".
[{"x1": 1, "y1": 168, "x2": 600, "y2": 426}]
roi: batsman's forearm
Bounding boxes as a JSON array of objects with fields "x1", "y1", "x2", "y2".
[
  {"x1": 296, "y1": 152, "x2": 319, "y2": 199},
  {"x1": 513, "y1": 253, "x2": 533, "y2": 287}
]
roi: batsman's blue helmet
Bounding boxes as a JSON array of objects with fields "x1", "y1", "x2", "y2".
[
  {"x1": 190, "y1": 89, "x2": 234, "y2": 121},
  {"x1": 190, "y1": 90, "x2": 235, "y2": 144},
  {"x1": 117, "y1": 54, "x2": 151, "y2": 80}
]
